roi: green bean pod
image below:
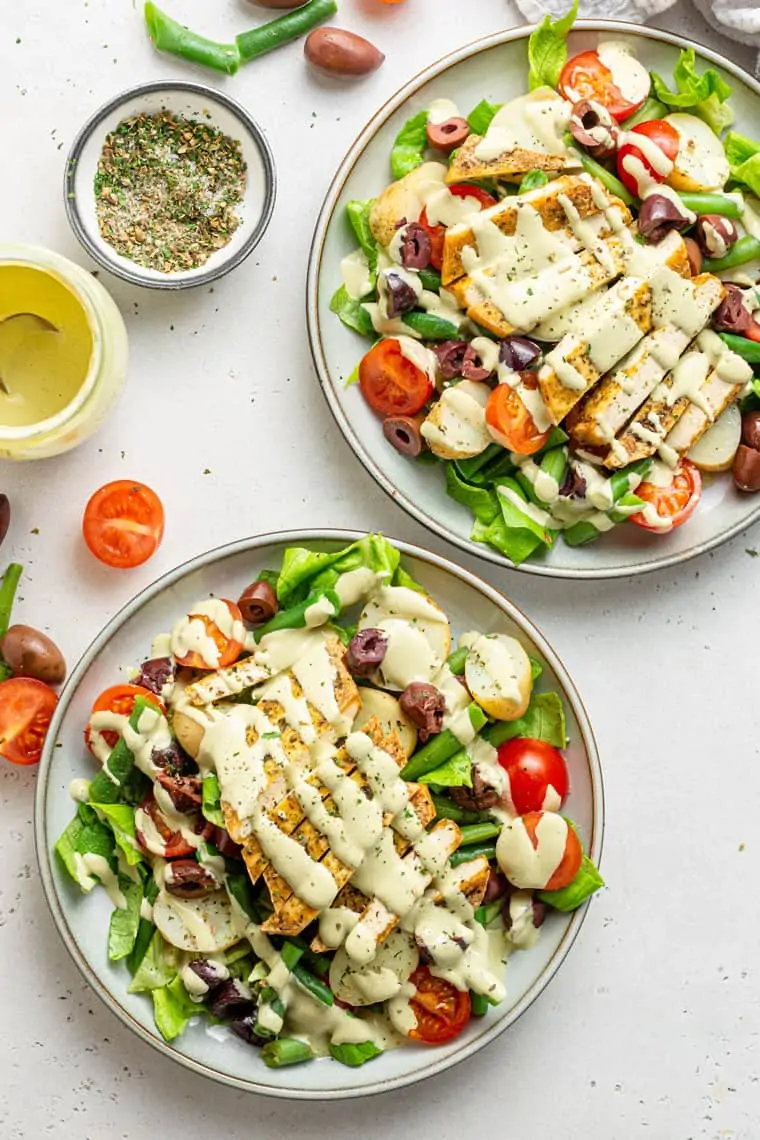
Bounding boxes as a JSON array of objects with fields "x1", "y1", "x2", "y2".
[
  {"x1": 678, "y1": 191, "x2": 744, "y2": 219},
  {"x1": 292, "y1": 964, "x2": 334, "y2": 1006},
  {"x1": 718, "y1": 332, "x2": 760, "y2": 362},
  {"x1": 254, "y1": 587, "x2": 341, "y2": 641},
  {"x1": 449, "y1": 841, "x2": 496, "y2": 868},
  {"x1": 621, "y1": 97, "x2": 669, "y2": 128},
  {"x1": 400, "y1": 704, "x2": 488, "y2": 781},
  {"x1": 236, "y1": 0, "x2": 337, "y2": 63},
  {"x1": 144, "y1": 4, "x2": 240, "y2": 73},
  {"x1": 261, "y1": 1038, "x2": 315, "y2": 1068},
  {"x1": 573, "y1": 148, "x2": 635, "y2": 206},
  {"x1": 703, "y1": 235, "x2": 760, "y2": 273},
  {"x1": 457, "y1": 821, "x2": 501, "y2": 846}
]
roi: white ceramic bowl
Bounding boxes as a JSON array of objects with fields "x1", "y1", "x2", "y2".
[
  {"x1": 307, "y1": 23, "x2": 760, "y2": 578},
  {"x1": 35, "y1": 530, "x2": 603, "y2": 1099},
  {"x1": 64, "y1": 81, "x2": 276, "y2": 289}
]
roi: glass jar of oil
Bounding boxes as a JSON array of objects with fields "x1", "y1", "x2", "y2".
[{"x1": 0, "y1": 245, "x2": 128, "y2": 459}]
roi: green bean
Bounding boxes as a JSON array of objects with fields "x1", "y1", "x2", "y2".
[
  {"x1": 0, "y1": 562, "x2": 22, "y2": 639},
  {"x1": 449, "y1": 841, "x2": 496, "y2": 867},
  {"x1": 430, "y1": 793, "x2": 489, "y2": 825},
  {"x1": 329, "y1": 1041, "x2": 383, "y2": 1067},
  {"x1": 144, "y1": 4, "x2": 239, "y2": 73},
  {"x1": 574, "y1": 150, "x2": 635, "y2": 207},
  {"x1": 458, "y1": 821, "x2": 501, "y2": 845},
  {"x1": 446, "y1": 646, "x2": 468, "y2": 675},
  {"x1": 610, "y1": 457, "x2": 653, "y2": 501},
  {"x1": 470, "y1": 992, "x2": 490, "y2": 1016},
  {"x1": 401, "y1": 704, "x2": 488, "y2": 781},
  {"x1": 261, "y1": 1038, "x2": 315, "y2": 1068},
  {"x1": 474, "y1": 900, "x2": 502, "y2": 927},
  {"x1": 621, "y1": 97, "x2": 668, "y2": 128},
  {"x1": 609, "y1": 492, "x2": 644, "y2": 523},
  {"x1": 678, "y1": 191, "x2": 744, "y2": 220},
  {"x1": 402, "y1": 311, "x2": 459, "y2": 341},
  {"x1": 238, "y1": 0, "x2": 338, "y2": 62},
  {"x1": 514, "y1": 469, "x2": 542, "y2": 507},
  {"x1": 703, "y1": 235, "x2": 760, "y2": 273},
  {"x1": 455, "y1": 444, "x2": 504, "y2": 482},
  {"x1": 292, "y1": 963, "x2": 335, "y2": 1005},
  {"x1": 718, "y1": 332, "x2": 760, "y2": 362},
  {"x1": 563, "y1": 520, "x2": 602, "y2": 547},
  {"x1": 281, "y1": 941, "x2": 306, "y2": 972},
  {"x1": 254, "y1": 587, "x2": 341, "y2": 641},
  {"x1": 418, "y1": 267, "x2": 442, "y2": 293}
]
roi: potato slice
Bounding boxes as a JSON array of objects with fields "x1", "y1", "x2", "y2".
[
  {"x1": 369, "y1": 162, "x2": 448, "y2": 247},
  {"x1": 329, "y1": 930, "x2": 419, "y2": 1006},
  {"x1": 464, "y1": 632, "x2": 531, "y2": 721},
  {"x1": 421, "y1": 380, "x2": 492, "y2": 461},
  {"x1": 358, "y1": 586, "x2": 452, "y2": 690},
  {"x1": 152, "y1": 889, "x2": 243, "y2": 953},
  {"x1": 665, "y1": 113, "x2": 730, "y2": 192},
  {"x1": 687, "y1": 401, "x2": 741, "y2": 471},
  {"x1": 353, "y1": 688, "x2": 418, "y2": 757},
  {"x1": 172, "y1": 709, "x2": 205, "y2": 760}
]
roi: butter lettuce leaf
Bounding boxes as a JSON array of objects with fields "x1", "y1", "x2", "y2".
[
  {"x1": 346, "y1": 199, "x2": 378, "y2": 278},
  {"x1": 152, "y1": 975, "x2": 201, "y2": 1042},
  {"x1": 467, "y1": 100, "x2": 502, "y2": 135},
  {"x1": 538, "y1": 854, "x2": 604, "y2": 910},
  {"x1": 108, "y1": 877, "x2": 143, "y2": 961},
  {"x1": 651, "y1": 48, "x2": 733, "y2": 134},
  {"x1": 391, "y1": 110, "x2": 429, "y2": 179},
  {"x1": 488, "y1": 691, "x2": 566, "y2": 748},
  {"x1": 275, "y1": 534, "x2": 401, "y2": 606},
  {"x1": 527, "y1": 0, "x2": 578, "y2": 91},
  {"x1": 329, "y1": 284, "x2": 375, "y2": 339},
  {"x1": 418, "y1": 749, "x2": 472, "y2": 788}
]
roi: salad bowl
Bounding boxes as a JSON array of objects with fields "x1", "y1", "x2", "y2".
[
  {"x1": 307, "y1": 22, "x2": 760, "y2": 578},
  {"x1": 35, "y1": 531, "x2": 603, "y2": 1099}
]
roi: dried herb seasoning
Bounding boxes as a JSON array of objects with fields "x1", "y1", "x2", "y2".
[{"x1": 94, "y1": 111, "x2": 247, "y2": 273}]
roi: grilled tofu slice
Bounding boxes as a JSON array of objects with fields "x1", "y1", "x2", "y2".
[
  {"x1": 567, "y1": 273, "x2": 725, "y2": 450},
  {"x1": 664, "y1": 334, "x2": 752, "y2": 456},
  {"x1": 441, "y1": 175, "x2": 630, "y2": 286},
  {"x1": 446, "y1": 133, "x2": 567, "y2": 186},
  {"x1": 184, "y1": 655, "x2": 272, "y2": 706},
  {"x1": 538, "y1": 276, "x2": 653, "y2": 425}
]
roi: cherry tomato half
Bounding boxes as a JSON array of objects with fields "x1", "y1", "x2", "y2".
[
  {"x1": 419, "y1": 184, "x2": 498, "y2": 271},
  {"x1": 407, "y1": 966, "x2": 471, "y2": 1044},
  {"x1": 617, "y1": 120, "x2": 680, "y2": 198},
  {"x1": 83, "y1": 480, "x2": 165, "y2": 570},
  {"x1": 173, "y1": 599, "x2": 245, "y2": 671},
  {"x1": 485, "y1": 375, "x2": 552, "y2": 456},
  {"x1": 85, "y1": 683, "x2": 165, "y2": 755},
  {"x1": 135, "y1": 794, "x2": 195, "y2": 859},
  {"x1": 0, "y1": 677, "x2": 58, "y2": 766},
  {"x1": 522, "y1": 811, "x2": 583, "y2": 892},
  {"x1": 629, "y1": 459, "x2": 702, "y2": 532},
  {"x1": 497, "y1": 738, "x2": 569, "y2": 814},
  {"x1": 359, "y1": 339, "x2": 434, "y2": 417},
  {"x1": 559, "y1": 49, "x2": 648, "y2": 122}
]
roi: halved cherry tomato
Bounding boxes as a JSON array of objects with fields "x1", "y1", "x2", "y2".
[
  {"x1": 0, "y1": 677, "x2": 58, "y2": 766},
  {"x1": 418, "y1": 184, "x2": 498, "y2": 270},
  {"x1": 617, "y1": 119, "x2": 680, "y2": 198},
  {"x1": 407, "y1": 966, "x2": 471, "y2": 1044},
  {"x1": 559, "y1": 49, "x2": 647, "y2": 122},
  {"x1": 85, "y1": 683, "x2": 165, "y2": 754},
  {"x1": 135, "y1": 794, "x2": 195, "y2": 859},
  {"x1": 359, "y1": 339, "x2": 433, "y2": 417},
  {"x1": 629, "y1": 459, "x2": 702, "y2": 531},
  {"x1": 485, "y1": 375, "x2": 551, "y2": 455},
  {"x1": 497, "y1": 738, "x2": 569, "y2": 814},
  {"x1": 173, "y1": 599, "x2": 244, "y2": 671},
  {"x1": 522, "y1": 811, "x2": 583, "y2": 892},
  {"x1": 83, "y1": 480, "x2": 165, "y2": 570}
]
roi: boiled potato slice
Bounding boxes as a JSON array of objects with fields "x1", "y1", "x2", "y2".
[
  {"x1": 330, "y1": 930, "x2": 419, "y2": 1006},
  {"x1": 665, "y1": 113, "x2": 730, "y2": 192},
  {"x1": 421, "y1": 380, "x2": 492, "y2": 461},
  {"x1": 464, "y1": 632, "x2": 532, "y2": 721},
  {"x1": 369, "y1": 162, "x2": 448, "y2": 247},
  {"x1": 172, "y1": 709, "x2": 204, "y2": 759},
  {"x1": 152, "y1": 889, "x2": 243, "y2": 953},
  {"x1": 688, "y1": 401, "x2": 741, "y2": 471},
  {"x1": 353, "y1": 687, "x2": 418, "y2": 757},
  {"x1": 358, "y1": 586, "x2": 452, "y2": 690}
]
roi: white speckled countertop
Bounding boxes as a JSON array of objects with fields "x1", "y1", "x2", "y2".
[{"x1": 1, "y1": 2, "x2": 759, "y2": 1137}]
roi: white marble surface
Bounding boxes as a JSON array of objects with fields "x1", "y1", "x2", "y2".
[{"x1": 2, "y1": 2, "x2": 759, "y2": 1137}]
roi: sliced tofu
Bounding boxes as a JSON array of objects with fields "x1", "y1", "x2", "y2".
[
  {"x1": 663, "y1": 333, "x2": 752, "y2": 457},
  {"x1": 568, "y1": 273, "x2": 725, "y2": 450},
  {"x1": 538, "y1": 276, "x2": 652, "y2": 425},
  {"x1": 446, "y1": 132, "x2": 567, "y2": 186},
  {"x1": 184, "y1": 655, "x2": 273, "y2": 706},
  {"x1": 441, "y1": 174, "x2": 631, "y2": 286}
]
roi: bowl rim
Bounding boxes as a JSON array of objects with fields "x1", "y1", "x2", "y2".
[
  {"x1": 34, "y1": 528, "x2": 604, "y2": 1100},
  {"x1": 306, "y1": 20, "x2": 760, "y2": 580},
  {"x1": 63, "y1": 79, "x2": 277, "y2": 291}
]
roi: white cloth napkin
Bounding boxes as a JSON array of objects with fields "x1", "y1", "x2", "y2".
[{"x1": 514, "y1": 0, "x2": 760, "y2": 73}]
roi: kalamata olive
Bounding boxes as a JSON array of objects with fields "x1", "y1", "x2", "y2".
[
  {"x1": 637, "y1": 193, "x2": 692, "y2": 243},
  {"x1": 712, "y1": 284, "x2": 752, "y2": 335},
  {"x1": 683, "y1": 236, "x2": 703, "y2": 277},
  {"x1": 229, "y1": 1015, "x2": 267, "y2": 1046},
  {"x1": 135, "y1": 655, "x2": 174, "y2": 696},
  {"x1": 152, "y1": 740, "x2": 198, "y2": 776},
  {"x1": 208, "y1": 980, "x2": 254, "y2": 1021},
  {"x1": 164, "y1": 860, "x2": 219, "y2": 899},
  {"x1": 346, "y1": 628, "x2": 388, "y2": 677},
  {"x1": 399, "y1": 681, "x2": 445, "y2": 742},
  {"x1": 499, "y1": 336, "x2": 541, "y2": 371},
  {"x1": 187, "y1": 959, "x2": 228, "y2": 994},
  {"x1": 733, "y1": 443, "x2": 760, "y2": 492},
  {"x1": 0, "y1": 624, "x2": 66, "y2": 685},
  {"x1": 206, "y1": 824, "x2": 243, "y2": 861},
  {"x1": 483, "y1": 868, "x2": 508, "y2": 902},
  {"x1": 237, "y1": 580, "x2": 278, "y2": 627},
  {"x1": 559, "y1": 463, "x2": 587, "y2": 500},
  {"x1": 502, "y1": 892, "x2": 546, "y2": 932},
  {"x1": 383, "y1": 413, "x2": 426, "y2": 457},
  {"x1": 450, "y1": 767, "x2": 500, "y2": 811},
  {"x1": 385, "y1": 272, "x2": 418, "y2": 318},
  {"x1": 399, "y1": 222, "x2": 432, "y2": 270},
  {"x1": 460, "y1": 348, "x2": 492, "y2": 382},
  {"x1": 568, "y1": 99, "x2": 619, "y2": 160},
  {"x1": 426, "y1": 116, "x2": 471, "y2": 153},
  {"x1": 742, "y1": 409, "x2": 760, "y2": 451},
  {"x1": 156, "y1": 771, "x2": 203, "y2": 814},
  {"x1": 433, "y1": 340, "x2": 469, "y2": 379},
  {"x1": 304, "y1": 27, "x2": 385, "y2": 77},
  {"x1": 693, "y1": 214, "x2": 739, "y2": 258},
  {"x1": 0, "y1": 494, "x2": 9, "y2": 549}
]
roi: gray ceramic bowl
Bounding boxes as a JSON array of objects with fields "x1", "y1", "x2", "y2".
[
  {"x1": 35, "y1": 530, "x2": 603, "y2": 1099},
  {"x1": 64, "y1": 80, "x2": 276, "y2": 290}
]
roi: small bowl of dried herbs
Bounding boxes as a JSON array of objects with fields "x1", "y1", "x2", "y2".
[{"x1": 64, "y1": 81, "x2": 276, "y2": 289}]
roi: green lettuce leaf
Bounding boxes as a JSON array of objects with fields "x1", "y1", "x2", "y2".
[
  {"x1": 445, "y1": 463, "x2": 500, "y2": 526},
  {"x1": 467, "y1": 100, "x2": 502, "y2": 135},
  {"x1": 527, "y1": 0, "x2": 578, "y2": 91},
  {"x1": 471, "y1": 514, "x2": 544, "y2": 566},
  {"x1": 129, "y1": 930, "x2": 178, "y2": 993},
  {"x1": 90, "y1": 802, "x2": 144, "y2": 867},
  {"x1": 152, "y1": 975, "x2": 200, "y2": 1042},
  {"x1": 391, "y1": 566, "x2": 425, "y2": 593},
  {"x1": 723, "y1": 131, "x2": 760, "y2": 195},
  {"x1": 55, "y1": 814, "x2": 88, "y2": 888},
  {"x1": 651, "y1": 48, "x2": 733, "y2": 134},
  {"x1": 391, "y1": 110, "x2": 429, "y2": 179},
  {"x1": 484, "y1": 478, "x2": 556, "y2": 565},
  {"x1": 419, "y1": 749, "x2": 472, "y2": 788},
  {"x1": 108, "y1": 877, "x2": 143, "y2": 961},
  {"x1": 226, "y1": 870, "x2": 271, "y2": 923},
  {"x1": 329, "y1": 1041, "x2": 384, "y2": 1067},
  {"x1": 329, "y1": 284, "x2": 375, "y2": 338},
  {"x1": 346, "y1": 199, "x2": 378, "y2": 279},
  {"x1": 276, "y1": 534, "x2": 401, "y2": 606},
  {"x1": 538, "y1": 854, "x2": 604, "y2": 910},
  {"x1": 519, "y1": 170, "x2": 549, "y2": 193},
  {"x1": 489, "y1": 692, "x2": 566, "y2": 748},
  {"x1": 740, "y1": 375, "x2": 760, "y2": 413},
  {"x1": 201, "y1": 772, "x2": 226, "y2": 827}
]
